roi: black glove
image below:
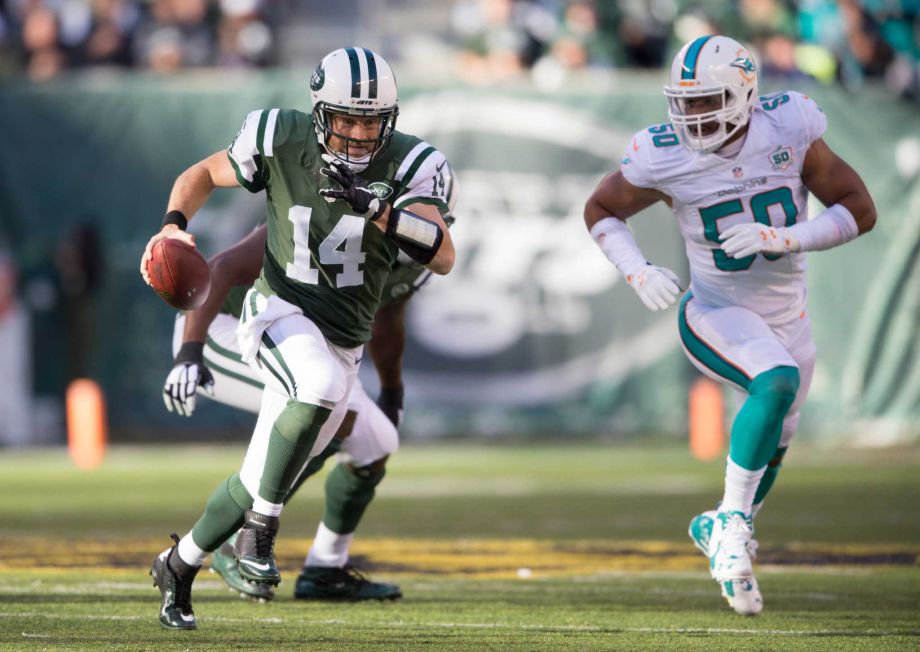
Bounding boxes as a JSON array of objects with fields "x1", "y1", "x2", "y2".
[
  {"x1": 163, "y1": 342, "x2": 215, "y2": 417},
  {"x1": 377, "y1": 386, "x2": 404, "y2": 428},
  {"x1": 319, "y1": 154, "x2": 386, "y2": 220}
]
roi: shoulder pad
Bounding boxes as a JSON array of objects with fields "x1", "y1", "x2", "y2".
[
  {"x1": 620, "y1": 124, "x2": 683, "y2": 190},
  {"x1": 756, "y1": 91, "x2": 827, "y2": 145}
]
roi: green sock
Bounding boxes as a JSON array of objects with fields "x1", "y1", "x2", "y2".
[
  {"x1": 190, "y1": 472, "x2": 252, "y2": 552},
  {"x1": 283, "y1": 437, "x2": 343, "y2": 504},
  {"x1": 322, "y1": 463, "x2": 386, "y2": 535},
  {"x1": 752, "y1": 446, "x2": 788, "y2": 511},
  {"x1": 729, "y1": 367, "x2": 799, "y2": 471},
  {"x1": 259, "y1": 400, "x2": 332, "y2": 504}
]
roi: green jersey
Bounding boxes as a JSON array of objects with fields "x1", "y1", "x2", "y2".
[
  {"x1": 220, "y1": 263, "x2": 429, "y2": 320},
  {"x1": 227, "y1": 108, "x2": 453, "y2": 348}
]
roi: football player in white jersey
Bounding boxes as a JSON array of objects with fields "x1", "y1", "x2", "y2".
[
  {"x1": 584, "y1": 35, "x2": 876, "y2": 615},
  {"x1": 163, "y1": 223, "x2": 431, "y2": 603}
]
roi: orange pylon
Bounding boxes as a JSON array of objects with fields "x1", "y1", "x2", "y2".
[
  {"x1": 689, "y1": 377, "x2": 725, "y2": 461},
  {"x1": 66, "y1": 378, "x2": 107, "y2": 469}
]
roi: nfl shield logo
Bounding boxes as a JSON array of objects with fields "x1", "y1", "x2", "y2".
[{"x1": 733, "y1": 166, "x2": 743, "y2": 178}]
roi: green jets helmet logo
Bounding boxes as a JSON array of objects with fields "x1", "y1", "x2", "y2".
[
  {"x1": 310, "y1": 65, "x2": 325, "y2": 91},
  {"x1": 368, "y1": 182, "x2": 393, "y2": 200}
]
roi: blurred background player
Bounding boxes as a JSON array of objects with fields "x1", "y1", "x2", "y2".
[
  {"x1": 163, "y1": 209, "x2": 452, "y2": 602},
  {"x1": 584, "y1": 35, "x2": 876, "y2": 615},
  {"x1": 140, "y1": 47, "x2": 456, "y2": 629}
]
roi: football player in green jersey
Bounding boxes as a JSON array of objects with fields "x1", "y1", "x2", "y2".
[
  {"x1": 141, "y1": 47, "x2": 455, "y2": 630},
  {"x1": 163, "y1": 219, "x2": 444, "y2": 603}
]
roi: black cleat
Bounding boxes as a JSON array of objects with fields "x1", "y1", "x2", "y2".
[
  {"x1": 234, "y1": 510, "x2": 281, "y2": 586},
  {"x1": 150, "y1": 533, "x2": 200, "y2": 630},
  {"x1": 294, "y1": 565, "x2": 402, "y2": 601},
  {"x1": 210, "y1": 533, "x2": 275, "y2": 602}
]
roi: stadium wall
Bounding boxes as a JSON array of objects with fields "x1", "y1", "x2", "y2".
[{"x1": 0, "y1": 72, "x2": 916, "y2": 443}]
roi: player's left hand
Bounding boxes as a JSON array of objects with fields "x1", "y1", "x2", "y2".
[
  {"x1": 377, "y1": 386, "x2": 404, "y2": 428},
  {"x1": 719, "y1": 223, "x2": 801, "y2": 259},
  {"x1": 319, "y1": 154, "x2": 386, "y2": 221},
  {"x1": 163, "y1": 342, "x2": 214, "y2": 417}
]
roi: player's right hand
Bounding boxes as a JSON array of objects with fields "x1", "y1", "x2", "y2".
[
  {"x1": 140, "y1": 225, "x2": 196, "y2": 285},
  {"x1": 163, "y1": 342, "x2": 214, "y2": 417},
  {"x1": 627, "y1": 264, "x2": 683, "y2": 311}
]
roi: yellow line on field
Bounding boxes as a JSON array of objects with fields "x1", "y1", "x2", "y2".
[{"x1": 0, "y1": 538, "x2": 916, "y2": 578}]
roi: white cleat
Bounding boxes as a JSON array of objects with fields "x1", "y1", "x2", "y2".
[
  {"x1": 721, "y1": 576, "x2": 763, "y2": 616},
  {"x1": 689, "y1": 510, "x2": 759, "y2": 559},
  {"x1": 709, "y1": 511, "x2": 755, "y2": 582}
]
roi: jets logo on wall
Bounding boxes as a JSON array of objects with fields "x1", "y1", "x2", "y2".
[{"x1": 395, "y1": 94, "x2": 682, "y2": 406}]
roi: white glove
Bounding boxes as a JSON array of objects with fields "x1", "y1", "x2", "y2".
[
  {"x1": 719, "y1": 223, "x2": 800, "y2": 259},
  {"x1": 627, "y1": 264, "x2": 683, "y2": 311},
  {"x1": 163, "y1": 343, "x2": 214, "y2": 417}
]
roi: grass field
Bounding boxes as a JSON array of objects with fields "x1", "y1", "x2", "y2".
[{"x1": 0, "y1": 441, "x2": 918, "y2": 650}]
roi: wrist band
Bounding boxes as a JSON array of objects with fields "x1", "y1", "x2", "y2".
[
  {"x1": 175, "y1": 341, "x2": 205, "y2": 363},
  {"x1": 162, "y1": 210, "x2": 188, "y2": 231}
]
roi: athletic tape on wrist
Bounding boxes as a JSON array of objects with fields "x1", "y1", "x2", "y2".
[{"x1": 589, "y1": 217, "x2": 648, "y2": 279}]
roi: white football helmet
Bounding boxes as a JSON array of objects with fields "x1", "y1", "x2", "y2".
[
  {"x1": 310, "y1": 47, "x2": 399, "y2": 171},
  {"x1": 663, "y1": 35, "x2": 758, "y2": 153}
]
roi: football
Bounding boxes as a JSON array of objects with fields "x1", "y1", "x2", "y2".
[{"x1": 146, "y1": 238, "x2": 211, "y2": 311}]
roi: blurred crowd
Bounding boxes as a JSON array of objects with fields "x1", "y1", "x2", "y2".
[
  {"x1": 0, "y1": 0, "x2": 275, "y2": 79},
  {"x1": 0, "y1": 0, "x2": 917, "y2": 100},
  {"x1": 451, "y1": 0, "x2": 919, "y2": 100}
]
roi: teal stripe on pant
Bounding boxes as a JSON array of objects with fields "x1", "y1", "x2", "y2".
[{"x1": 678, "y1": 293, "x2": 751, "y2": 391}]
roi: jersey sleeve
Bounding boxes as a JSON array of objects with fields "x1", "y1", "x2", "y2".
[
  {"x1": 227, "y1": 109, "x2": 281, "y2": 193},
  {"x1": 618, "y1": 128, "x2": 659, "y2": 190},
  {"x1": 789, "y1": 91, "x2": 827, "y2": 145},
  {"x1": 392, "y1": 142, "x2": 454, "y2": 217}
]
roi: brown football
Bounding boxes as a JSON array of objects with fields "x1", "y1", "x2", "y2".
[{"x1": 147, "y1": 238, "x2": 211, "y2": 311}]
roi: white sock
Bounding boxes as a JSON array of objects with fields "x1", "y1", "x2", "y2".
[
  {"x1": 251, "y1": 497, "x2": 284, "y2": 517},
  {"x1": 176, "y1": 532, "x2": 208, "y2": 567},
  {"x1": 720, "y1": 456, "x2": 767, "y2": 515},
  {"x1": 305, "y1": 521, "x2": 354, "y2": 568}
]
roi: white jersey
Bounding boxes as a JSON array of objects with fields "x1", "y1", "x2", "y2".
[{"x1": 621, "y1": 91, "x2": 827, "y2": 324}]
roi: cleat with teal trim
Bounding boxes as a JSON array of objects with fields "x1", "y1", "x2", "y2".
[
  {"x1": 234, "y1": 510, "x2": 281, "y2": 586},
  {"x1": 721, "y1": 576, "x2": 764, "y2": 616},
  {"x1": 689, "y1": 509, "x2": 759, "y2": 559},
  {"x1": 709, "y1": 511, "x2": 755, "y2": 582},
  {"x1": 293, "y1": 565, "x2": 402, "y2": 601},
  {"x1": 150, "y1": 533, "x2": 200, "y2": 630},
  {"x1": 211, "y1": 533, "x2": 275, "y2": 601}
]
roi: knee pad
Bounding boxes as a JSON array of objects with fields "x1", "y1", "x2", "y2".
[{"x1": 750, "y1": 366, "x2": 800, "y2": 403}]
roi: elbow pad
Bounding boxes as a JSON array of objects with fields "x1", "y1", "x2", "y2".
[{"x1": 386, "y1": 209, "x2": 443, "y2": 265}]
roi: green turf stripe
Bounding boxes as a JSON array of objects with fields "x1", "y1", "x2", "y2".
[{"x1": 678, "y1": 293, "x2": 751, "y2": 390}]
